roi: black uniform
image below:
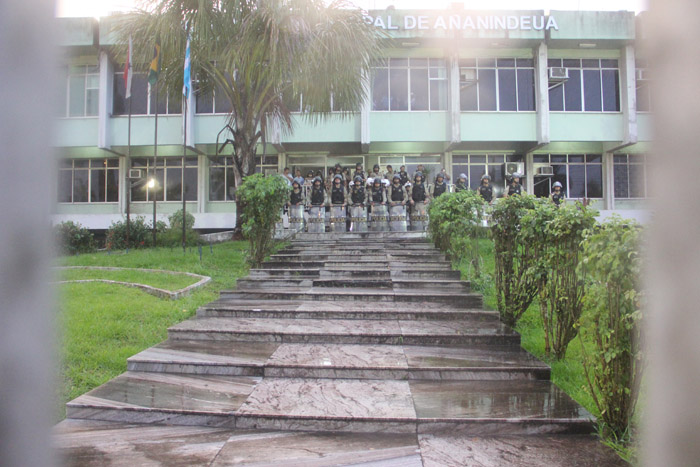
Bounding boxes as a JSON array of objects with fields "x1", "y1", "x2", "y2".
[
  {"x1": 371, "y1": 186, "x2": 385, "y2": 203},
  {"x1": 351, "y1": 187, "x2": 366, "y2": 205},
  {"x1": 478, "y1": 184, "x2": 493, "y2": 202},
  {"x1": 331, "y1": 185, "x2": 345, "y2": 205},
  {"x1": 399, "y1": 171, "x2": 409, "y2": 186},
  {"x1": 507, "y1": 182, "x2": 523, "y2": 196},
  {"x1": 551, "y1": 192, "x2": 565, "y2": 206},
  {"x1": 390, "y1": 185, "x2": 405, "y2": 202},
  {"x1": 454, "y1": 181, "x2": 467, "y2": 192},
  {"x1": 310, "y1": 187, "x2": 325, "y2": 206},
  {"x1": 290, "y1": 189, "x2": 304, "y2": 205},
  {"x1": 432, "y1": 182, "x2": 447, "y2": 198},
  {"x1": 412, "y1": 183, "x2": 427, "y2": 203}
]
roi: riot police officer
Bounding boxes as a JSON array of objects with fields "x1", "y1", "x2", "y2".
[
  {"x1": 410, "y1": 172, "x2": 430, "y2": 230},
  {"x1": 506, "y1": 173, "x2": 524, "y2": 197},
  {"x1": 454, "y1": 173, "x2": 468, "y2": 192},
  {"x1": 389, "y1": 174, "x2": 408, "y2": 206},
  {"x1": 330, "y1": 174, "x2": 347, "y2": 206},
  {"x1": 550, "y1": 181, "x2": 565, "y2": 206},
  {"x1": 430, "y1": 173, "x2": 448, "y2": 199},
  {"x1": 353, "y1": 163, "x2": 366, "y2": 184},
  {"x1": 350, "y1": 175, "x2": 367, "y2": 206},
  {"x1": 370, "y1": 164, "x2": 382, "y2": 180},
  {"x1": 307, "y1": 176, "x2": 328, "y2": 207},
  {"x1": 398, "y1": 165, "x2": 410, "y2": 187},
  {"x1": 478, "y1": 174, "x2": 494, "y2": 203},
  {"x1": 369, "y1": 177, "x2": 387, "y2": 206},
  {"x1": 289, "y1": 179, "x2": 304, "y2": 206}
]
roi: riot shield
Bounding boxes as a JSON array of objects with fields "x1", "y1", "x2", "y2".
[
  {"x1": 389, "y1": 204, "x2": 407, "y2": 232},
  {"x1": 410, "y1": 201, "x2": 428, "y2": 231},
  {"x1": 329, "y1": 205, "x2": 347, "y2": 232},
  {"x1": 370, "y1": 204, "x2": 389, "y2": 232},
  {"x1": 349, "y1": 204, "x2": 368, "y2": 232},
  {"x1": 307, "y1": 206, "x2": 326, "y2": 233},
  {"x1": 288, "y1": 205, "x2": 305, "y2": 233},
  {"x1": 274, "y1": 210, "x2": 285, "y2": 238}
]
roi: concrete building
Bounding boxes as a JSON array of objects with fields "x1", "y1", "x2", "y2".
[{"x1": 54, "y1": 8, "x2": 651, "y2": 230}]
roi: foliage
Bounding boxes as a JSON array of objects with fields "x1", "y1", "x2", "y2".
[
  {"x1": 106, "y1": 216, "x2": 164, "y2": 250},
  {"x1": 158, "y1": 209, "x2": 199, "y2": 247},
  {"x1": 522, "y1": 201, "x2": 598, "y2": 359},
  {"x1": 428, "y1": 190, "x2": 486, "y2": 278},
  {"x1": 54, "y1": 221, "x2": 95, "y2": 255},
  {"x1": 579, "y1": 216, "x2": 644, "y2": 439},
  {"x1": 117, "y1": 0, "x2": 382, "y2": 206},
  {"x1": 237, "y1": 174, "x2": 290, "y2": 267},
  {"x1": 490, "y1": 194, "x2": 539, "y2": 327}
]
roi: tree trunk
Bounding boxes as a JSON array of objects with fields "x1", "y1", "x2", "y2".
[{"x1": 230, "y1": 128, "x2": 260, "y2": 234}]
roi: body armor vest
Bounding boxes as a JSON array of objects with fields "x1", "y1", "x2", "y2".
[
  {"x1": 290, "y1": 190, "x2": 303, "y2": 205},
  {"x1": 331, "y1": 186, "x2": 345, "y2": 204},
  {"x1": 351, "y1": 188, "x2": 365, "y2": 204},
  {"x1": 552, "y1": 192, "x2": 564, "y2": 206},
  {"x1": 399, "y1": 172, "x2": 409, "y2": 185},
  {"x1": 433, "y1": 182, "x2": 447, "y2": 198},
  {"x1": 371, "y1": 187, "x2": 384, "y2": 203},
  {"x1": 311, "y1": 188, "x2": 325, "y2": 205},
  {"x1": 454, "y1": 182, "x2": 467, "y2": 192},
  {"x1": 391, "y1": 185, "x2": 404, "y2": 202},
  {"x1": 479, "y1": 185, "x2": 493, "y2": 202},
  {"x1": 508, "y1": 183, "x2": 522, "y2": 196},
  {"x1": 412, "y1": 183, "x2": 426, "y2": 202}
]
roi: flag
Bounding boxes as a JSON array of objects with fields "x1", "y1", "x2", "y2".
[
  {"x1": 124, "y1": 35, "x2": 133, "y2": 99},
  {"x1": 183, "y1": 34, "x2": 191, "y2": 98},
  {"x1": 148, "y1": 37, "x2": 161, "y2": 87}
]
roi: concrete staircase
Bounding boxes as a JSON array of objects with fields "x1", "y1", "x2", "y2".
[{"x1": 65, "y1": 232, "x2": 594, "y2": 437}]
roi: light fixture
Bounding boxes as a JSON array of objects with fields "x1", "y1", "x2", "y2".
[
  {"x1": 401, "y1": 41, "x2": 420, "y2": 47},
  {"x1": 147, "y1": 178, "x2": 155, "y2": 189},
  {"x1": 579, "y1": 43, "x2": 597, "y2": 48}
]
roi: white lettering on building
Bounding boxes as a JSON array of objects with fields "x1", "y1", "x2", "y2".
[{"x1": 363, "y1": 14, "x2": 559, "y2": 31}]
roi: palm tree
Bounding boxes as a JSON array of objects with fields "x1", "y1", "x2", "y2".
[{"x1": 115, "y1": 0, "x2": 382, "y2": 227}]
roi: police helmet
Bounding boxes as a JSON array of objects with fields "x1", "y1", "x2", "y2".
[
  {"x1": 512, "y1": 172, "x2": 521, "y2": 179},
  {"x1": 552, "y1": 181, "x2": 563, "y2": 188},
  {"x1": 373, "y1": 164, "x2": 380, "y2": 170},
  {"x1": 459, "y1": 173, "x2": 467, "y2": 180},
  {"x1": 373, "y1": 177, "x2": 382, "y2": 185},
  {"x1": 414, "y1": 171, "x2": 423, "y2": 180},
  {"x1": 393, "y1": 174, "x2": 401, "y2": 181},
  {"x1": 292, "y1": 180, "x2": 301, "y2": 188},
  {"x1": 313, "y1": 176, "x2": 322, "y2": 184},
  {"x1": 435, "y1": 173, "x2": 444, "y2": 181},
  {"x1": 333, "y1": 174, "x2": 343, "y2": 182},
  {"x1": 481, "y1": 174, "x2": 491, "y2": 181},
  {"x1": 354, "y1": 175, "x2": 363, "y2": 183}
]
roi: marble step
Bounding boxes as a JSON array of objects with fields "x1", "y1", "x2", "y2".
[
  {"x1": 127, "y1": 340, "x2": 551, "y2": 381},
  {"x1": 219, "y1": 288, "x2": 483, "y2": 306},
  {"x1": 66, "y1": 373, "x2": 593, "y2": 435},
  {"x1": 167, "y1": 317, "x2": 516, "y2": 346},
  {"x1": 197, "y1": 299, "x2": 498, "y2": 321}
]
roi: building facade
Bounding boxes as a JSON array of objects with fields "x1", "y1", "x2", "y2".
[{"x1": 54, "y1": 8, "x2": 652, "y2": 230}]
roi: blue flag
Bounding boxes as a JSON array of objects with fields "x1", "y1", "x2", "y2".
[{"x1": 183, "y1": 34, "x2": 191, "y2": 98}]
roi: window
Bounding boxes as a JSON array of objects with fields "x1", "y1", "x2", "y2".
[
  {"x1": 636, "y1": 59, "x2": 652, "y2": 112},
  {"x1": 532, "y1": 154, "x2": 603, "y2": 199},
  {"x1": 548, "y1": 59, "x2": 620, "y2": 112},
  {"x1": 254, "y1": 155, "x2": 279, "y2": 175},
  {"x1": 459, "y1": 58, "x2": 535, "y2": 112},
  {"x1": 372, "y1": 58, "x2": 447, "y2": 111},
  {"x1": 64, "y1": 65, "x2": 99, "y2": 117},
  {"x1": 614, "y1": 154, "x2": 648, "y2": 198},
  {"x1": 131, "y1": 157, "x2": 197, "y2": 202},
  {"x1": 209, "y1": 157, "x2": 236, "y2": 201},
  {"x1": 195, "y1": 82, "x2": 233, "y2": 114},
  {"x1": 113, "y1": 68, "x2": 182, "y2": 115},
  {"x1": 378, "y1": 155, "x2": 442, "y2": 181},
  {"x1": 58, "y1": 158, "x2": 119, "y2": 203},
  {"x1": 451, "y1": 154, "x2": 521, "y2": 192}
]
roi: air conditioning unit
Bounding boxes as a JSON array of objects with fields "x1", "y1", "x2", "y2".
[
  {"x1": 536, "y1": 166, "x2": 554, "y2": 176},
  {"x1": 635, "y1": 68, "x2": 650, "y2": 82},
  {"x1": 459, "y1": 68, "x2": 477, "y2": 84},
  {"x1": 504, "y1": 162, "x2": 524, "y2": 177},
  {"x1": 549, "y1": 67, "x2": 569, "y2": 80},
  {"x1": 128, "y1": 169, "x2": 143, "y2": 179}
]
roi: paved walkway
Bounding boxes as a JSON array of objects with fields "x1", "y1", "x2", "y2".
[{"x1": 54, "y1": 232, "x2": 627, "y2": 465}]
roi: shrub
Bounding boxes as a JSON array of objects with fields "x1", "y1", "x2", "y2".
[
  {"x1": 579, "y1": 216, "x2": 644, "y2": 439},
  {"x1": 428, "y1": 190, "x2": 486, "y2": 278},
  {"x1": 236, "y1": 173, "x2": 290, "y2": 267},
  {"x1": 158, "y1": 210, "x2": 199, "y2": 248},
  {"x1": 522, "y1": 202, "x2": 598, "y2": 359},
  {"x1": 106, "y1": 216, "x2": 157, "y2": 250},
  {"x1": 490, "y1": 194, "x2": 539, "y2": 327},
  {"x1": 54, "y1": 221, "x2": 95, "y2": 255}
]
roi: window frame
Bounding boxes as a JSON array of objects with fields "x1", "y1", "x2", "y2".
[
  {"x1": 459, "y1": 58, "x2": 536, "y2": 112},
  {"x1": 613, "y1": 153, "x2": 648, "y2": 199},
  {"x1": 130, "y1": 157, "x2": 198, "y2": 202},
  {"x1": 547, "y1": 58, "x2": 621, "y2": 113},
  {"x1": 372, "y1": 58, "x2": 448, "y2": 112},
  {"x1": 532, "y1": 154, "x2": 604, "y2": 199},
  {"x1": 57, "y1": 158, "x2": 119, "y2": 204},
  {"x1": 64, "y1": 64, "x2": 100, "y2": 118}
]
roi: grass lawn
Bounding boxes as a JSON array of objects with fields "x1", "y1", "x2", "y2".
[
  {"x1": 57, "y1": 267, "x2": 202, "y2": 291},
  {"x1": 55, "y1": 241, "x2": 250, "y2": 420}
]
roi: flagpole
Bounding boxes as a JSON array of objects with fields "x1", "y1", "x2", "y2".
[
  {"x1": 182, "y1": 97, "x2": 187, "y2": 252},
  {"x1": 152, "y1": 80, "x2": 158, "y2": 247},
  {"x1": 126, "y1": 90, "x2": 132, "y2": 250}
]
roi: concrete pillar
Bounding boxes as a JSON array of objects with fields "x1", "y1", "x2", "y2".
[
  {"x1": 620, "y1": 45, "x2": 638, "y2": 146},
  {"x1": 645, "y1": 0, "x2": 700, "y2": 465},
  {"x1": 524, "y1": 152, "x2": 534, "y2": 194},
  {"x1": 0, "y1": 0, "x2": 56, "y2": 465},
  {"x1": 449, "y1": 53, "x2": 461, "y2": 145},
  {"x1": 97, "y1": 51, "x2": 113, "y2": 149},
  {"x1": 119, "y1": 155, "x2": 128, "y2": 214},
  {"x1": 534, "y1": 42, "x2": 550, "y2": 145},
  {"x1": 197, "y1": 155, "x2": 205, "y2": 214},
  {"x1": 602, "y1": 151, "x2": 614, "y2": 210},
  {"x1": 360, "y1": 70, "x2": 371, "y2": 153}
]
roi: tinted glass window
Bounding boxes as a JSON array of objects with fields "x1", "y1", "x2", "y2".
[
  {"x1": 517, "y1": 69, "x2": 535, "y2": 111},
  {"x1": 583, "y1": 70, "x2": 602, "y2": 111},
  {"x1": 478, "y1": 69, "x2": 497, "y2": 111},
  {"x1": 498, "y1": 69, "x2": 517, "y2": 111},
  {"x1": 602, "y1": 70, "x2": 620, "y2": 111},
  {"x1": 564, "y1": 70, "x2": 582, "y2": 111}
]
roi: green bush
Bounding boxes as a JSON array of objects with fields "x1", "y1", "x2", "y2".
[
  {"x1": 158, "y1": 210, "x2": 199, "y2": 248},
  {"x1": 237, "y1": 173, "x2": 290, "y2": 267},
  {"x1": 106, "y1": 216, "x2": 159, "y2": 250},
  {"x1": 522, "y1": 201, "x2": 598, "y2": 359},
  {"x1": 55, "y1": 221, "x2": 95, "y2": 255},
  {"x1": 428, "y1": 190, "x2": 486, "y2": 278},
  {"x1": 490, "y1": 194, "x2": 539, "y2": 327},
  {"x1": 579, "y1": 216, "x2": 644, "y2": 439}
]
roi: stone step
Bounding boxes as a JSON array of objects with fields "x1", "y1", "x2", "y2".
[
  {"x1": 66, "y1": 373, "x2": 593, "y2": 435},
  {"x1": 127, "y1": 340, "x2": 551, "y2": 381},
  {"x1": 282, "y1": 244, "x2": 437, "y2": 251},
  {"x1": 294, "y1": 232, "x2": 428, "y2": 241},
  {"x1": 219, "y1": 288, "x2": 483, "y2": 307},
  {"x1": 269, "y1": 254, "x2": 447, "y2": 262},
  {"x1": 197, "y1": 300, "x2": 498, "y2": 321},
  {"x1": 167, "y1": 317, "x2": 515, "y2": 346},
  {"x1": 248, "y1": 268, "x2": 321, "y2": 278}
]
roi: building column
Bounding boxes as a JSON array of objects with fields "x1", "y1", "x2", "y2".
[
  {"x1": 119, "y1": 154, "x2": 128, "y2": 215},
  {"x1": 602, "y1": 151, "x2": 615, "y2": 210},
  {"x1": 97, "y1": 51, "x2": 113, "y2": 149},
  {"x1": 449, "y1": 52, "x2": 461, "y2": 145},
  {"x1": 197, "y1": 155, "x2": 205, "y2": 214},
  {"x1": 620, "y1": 44, "x2": 638, "y2": 146},
  {"x1": 534, "y1": 42, "x2": 550, "y2": 145},
  {"x1": 524, "y1": 152, "x2": 535, "y2": 194},
  {"x1": 360, "y1": 70, "x2": 370, "y2": 153}
]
